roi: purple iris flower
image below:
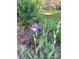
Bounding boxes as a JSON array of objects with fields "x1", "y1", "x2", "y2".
[{"x1": 31, "y1": 22, "x2": 39, "y2": 31}]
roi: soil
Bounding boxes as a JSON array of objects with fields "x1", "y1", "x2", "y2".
[{"x1": 17, "y1": 24, "x2": 31, "y2": 47}]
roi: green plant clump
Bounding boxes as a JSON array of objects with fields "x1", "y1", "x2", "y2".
[{"x1": 17, "y1": 0, "x2": 40, "y2": 25}]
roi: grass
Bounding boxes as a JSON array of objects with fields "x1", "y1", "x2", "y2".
[
  {"x1": 17, "y1": 10, "x2": 61, "y2": 59},
  {"x1": 39, "y1": 10, "x2": 61, "y2": 30}
]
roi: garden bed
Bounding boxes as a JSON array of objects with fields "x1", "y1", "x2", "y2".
[{"x1": 17, "y1": 0, "x2": 61, "y2": 59}]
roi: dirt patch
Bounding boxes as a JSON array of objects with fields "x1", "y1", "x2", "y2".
[{"x1": 17, "y1": 24, "x2": 31, "y2": 47}]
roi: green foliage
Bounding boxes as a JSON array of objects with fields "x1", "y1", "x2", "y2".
[
  {"x1": 17, "y1": 17, "x2": 61, "y2": 59},
  {"x1": 17, "y1": 0, "x2": 40, "y2": 25},
  {"x1": 17, "y1": 8, "x2": 61, "y2": 58}
]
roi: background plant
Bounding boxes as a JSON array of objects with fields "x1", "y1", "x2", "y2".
[{"x1": 17, "y1": 0, "x2": 40, "y2": 25}]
